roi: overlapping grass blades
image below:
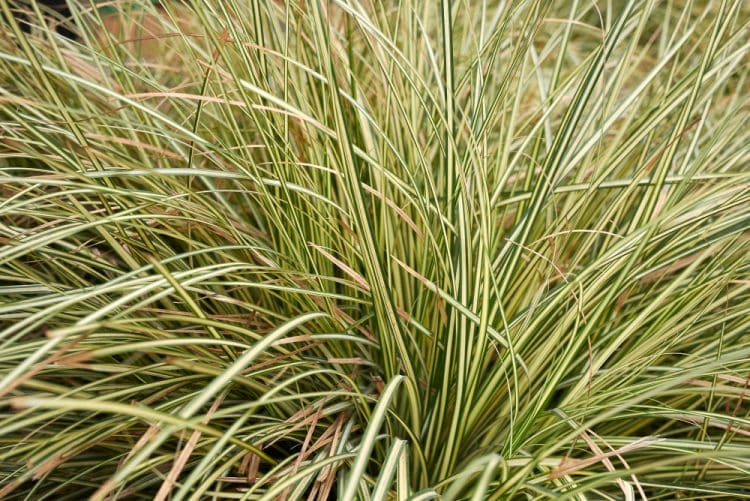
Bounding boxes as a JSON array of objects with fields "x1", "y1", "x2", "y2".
[{"x1": 1, "y1": 0, "x2": 749, "y2": 498}]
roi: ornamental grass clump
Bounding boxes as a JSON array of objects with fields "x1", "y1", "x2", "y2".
[{"x1": 0, "y1": 0, "x2": 749, "y2": 498}]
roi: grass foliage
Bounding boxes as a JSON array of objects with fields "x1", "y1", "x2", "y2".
[{"x1": 1, "y1": 0, "x2": 749, "y2": 498}]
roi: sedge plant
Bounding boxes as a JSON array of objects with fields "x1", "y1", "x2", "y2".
[{"x1": 0, "y1": 0, "x2": 749, "y2": 498}]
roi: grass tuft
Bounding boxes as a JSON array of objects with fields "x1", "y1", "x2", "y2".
[{"x1": 1, "y1": 0, "x2": 749, "y2": 498}]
